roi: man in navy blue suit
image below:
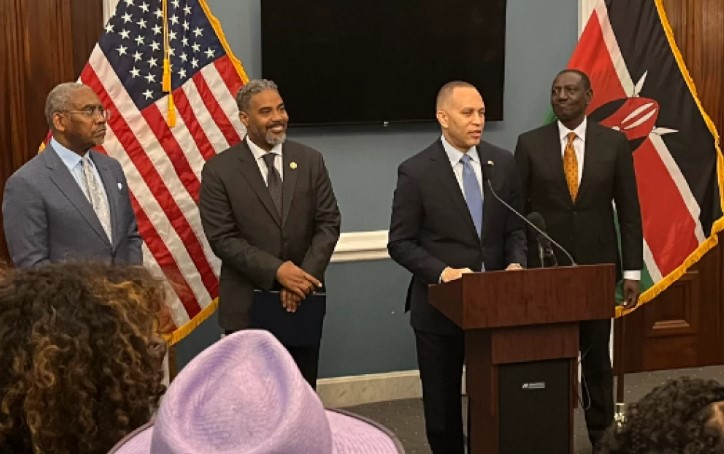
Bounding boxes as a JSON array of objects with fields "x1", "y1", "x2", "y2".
[{"x1": 388, "y1": 81, "x2": 527, "y2": 453}]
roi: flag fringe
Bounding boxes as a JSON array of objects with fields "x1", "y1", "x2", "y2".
[
  {"x1": 198, "y1": 0, "x2": 249, "y2": 84},
  {"x1": 617, "y1": 0, "x2": 724, "y2": 318},
  {"x1": 163, "y1": 297, "x2": 219, "y2": 345}
]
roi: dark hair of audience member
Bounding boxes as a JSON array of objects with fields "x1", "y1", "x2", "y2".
[
  {"x1": 597, "y1": 376, "x2": 724, "y2": 453},
  {"x1": 0, "y1": 262, "x2": 168, "y2": 454}
]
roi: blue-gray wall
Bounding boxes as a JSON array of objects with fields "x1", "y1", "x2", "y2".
[{"x1": 175, "y1": 0, "x2": 579, "y2": 378}]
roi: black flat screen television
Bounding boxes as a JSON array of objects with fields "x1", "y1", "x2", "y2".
[{"x1": 261, "y1": 0, "x2": 507, "y2": 126}]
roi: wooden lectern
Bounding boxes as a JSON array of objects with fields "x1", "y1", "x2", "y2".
[{"x1": 428, "y1": 264, "x2": 615, "y2": 454}]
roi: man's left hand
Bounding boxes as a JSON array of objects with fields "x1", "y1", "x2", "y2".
[{"x1": 622, "y1": 279, "x2": 640, "y2": 309}]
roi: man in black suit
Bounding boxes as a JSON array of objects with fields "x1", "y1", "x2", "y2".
[
  {"x1": 199, "y1": 79, "x2": 341, "y2": 388},
  {"x1": 388, "y1": 81, "x2": 527, "y2": 453},
  {"x1": 514, "y1": 69, "x2": 643, "y2": 447}
]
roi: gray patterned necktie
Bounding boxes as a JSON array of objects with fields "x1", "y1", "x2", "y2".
[{"x1": 82, "y1": 157, "x2": 112, "y2": 241}]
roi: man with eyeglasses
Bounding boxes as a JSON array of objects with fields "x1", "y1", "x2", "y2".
[{"x1": 2, "y1": 82, "x2": 143, "y2": 267}]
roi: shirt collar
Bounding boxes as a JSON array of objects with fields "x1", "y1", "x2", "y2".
[
  {"x1": 557, "y1": 116, "x2": 587, "y2": 142},
  {"x1": 441, "y1": 135, "x2": 480, "y2": 166},
  {"x1": 246, "y1": 136, "x2": 284, "y2": 161},
  {"x1": 51, "y1": 138, "x2": 91, "y2": 169}
]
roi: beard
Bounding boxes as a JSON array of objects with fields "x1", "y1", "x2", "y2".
[{"x1": 265, "y1": 129, "x2": 287, "y2": 146}]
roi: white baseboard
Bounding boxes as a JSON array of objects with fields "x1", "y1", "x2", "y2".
[
  {"x1": 317, "y1": 368, "x2": 469, "y2": 408},
  {"x1": 317, "y1": 369, "x2": 421, "y2": 408}
]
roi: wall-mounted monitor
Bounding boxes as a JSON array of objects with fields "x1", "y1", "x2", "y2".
[{"x1": 261, "y1": 0, "x2": 507, "y2": 126}]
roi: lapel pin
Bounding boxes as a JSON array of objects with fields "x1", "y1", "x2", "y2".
[{"x1": 289, "y1": 162, "x2": 298, "y2": 170}]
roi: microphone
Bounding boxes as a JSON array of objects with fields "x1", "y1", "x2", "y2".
[
  {"x1": 481, "y1": 160, "x2": 576, "y2": 266},
  {"x1": 526, "y1": 212, "x2": 558, "y2": 267}
]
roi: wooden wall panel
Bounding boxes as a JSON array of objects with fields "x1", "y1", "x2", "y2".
[
  {"x1": 0, "y1": 0, "x2": 102, "y2": 262},
  {"x1": 621, "y1": 0, "x2": 724, "y2": 373}
]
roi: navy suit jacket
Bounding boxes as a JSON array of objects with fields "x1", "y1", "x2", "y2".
[
  {"x1": 388, "y1": 139, "x2": 527, "y2": 335},
  {"x1": 2, "y1": 144, "x2": 142, "y2": 267}
]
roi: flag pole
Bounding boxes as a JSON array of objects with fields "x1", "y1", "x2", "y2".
[{"x1": 613, "y1": 314, "x2": 626, "y2": 429}]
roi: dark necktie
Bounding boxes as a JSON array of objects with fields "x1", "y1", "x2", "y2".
[
  {"x1": 460, "y1": 154, "x2": 483, "y2": 237},
  {"x1": 261, "y1": 152, "x2": 282, "y2": 216}
]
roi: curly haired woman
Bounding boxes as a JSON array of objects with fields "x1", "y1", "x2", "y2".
[
  {"x1": 597, "y1": 376, "x2": 724, "y2": 453},
  {"x1": 0, "y1": 262, "x2": 168, "y2": 453}
]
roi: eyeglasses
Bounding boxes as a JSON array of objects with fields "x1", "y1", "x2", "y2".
[{"x1": 63, "y1": 106, "x2": 111, "y2": 120}]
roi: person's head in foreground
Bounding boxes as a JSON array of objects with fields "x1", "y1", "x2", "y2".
[
  {"x1": 597, "y1": 376, "x2": 724, "y2": 453},
  {"x1": 0, "y1": 262, "x2": 168, "y2": 454},
  {"x1": 109, "y1": 329, "x2": 405, "y2": 453}
]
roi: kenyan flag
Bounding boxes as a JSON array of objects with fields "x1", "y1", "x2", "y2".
[{"x1": 570, "y1": 0, "x2": 723, "y2": 316}]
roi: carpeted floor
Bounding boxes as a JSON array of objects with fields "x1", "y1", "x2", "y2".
[{"x1": 341, "y1": 365, "x2": 724, "y2": 453}]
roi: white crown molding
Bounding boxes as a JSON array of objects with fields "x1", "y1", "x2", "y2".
[
  {"x1": 579, "y1": 0, "x2": 598, "y2": 36},
  {"x1": 331, "y1": 230, "x2": 389, "y2": 263}
]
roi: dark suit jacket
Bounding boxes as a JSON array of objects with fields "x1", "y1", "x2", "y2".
[
  {"x1": 2, "y1": 144, "x2": 142, "y2": 267},
  {"x1": 199, "y1": 139, "x2": 341, "y2": 331},
  {"x1": 514, "y1": 121, "x2": 643, "y2": 277},
  {"x1": 388, "y1": 139, "x2": 527, "y2": 335}
]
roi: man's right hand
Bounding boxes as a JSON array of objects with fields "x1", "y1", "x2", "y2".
[
  {"x1": 440, "y1": 267, "x2": 474, "y2": 283},
  {"x1": 276, "y1": 261, "x2": 322, "y2": 298}
]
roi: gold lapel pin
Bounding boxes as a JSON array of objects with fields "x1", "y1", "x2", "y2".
[{"x1": 289, "y1": 162, "x2": 298, "y2": 170}]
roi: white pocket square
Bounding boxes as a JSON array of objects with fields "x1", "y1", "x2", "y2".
[{"x1": 118, "y1": 182, "x2": 123, "y2": 190}]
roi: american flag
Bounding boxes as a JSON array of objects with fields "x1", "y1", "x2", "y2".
[{"x1": 81, "y1": 0, "x2": 247, "y2": 342}]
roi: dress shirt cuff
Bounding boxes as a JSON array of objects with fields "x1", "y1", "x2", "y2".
[{"x1": 623, "y1": 270, "x2": 641, "y2": 281}]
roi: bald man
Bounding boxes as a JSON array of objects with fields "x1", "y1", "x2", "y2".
[
  {"x1": 388, "y1": 81, "x2": 526, "y2": 453},
  {"x1": 3, "y1": 82, "x2": 142, "y2": 267}
]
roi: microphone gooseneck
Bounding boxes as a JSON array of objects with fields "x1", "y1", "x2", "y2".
[{"x1": 482, "y1": 161, "x2": 577, "y2": 266}]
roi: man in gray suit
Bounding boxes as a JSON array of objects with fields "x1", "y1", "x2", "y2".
[
  {"x1": 199, "y1": 79, "x2": 341, "y2": 388},
  {"x1": 2, "y1": 82, "x2": 142, "y2": 267}
]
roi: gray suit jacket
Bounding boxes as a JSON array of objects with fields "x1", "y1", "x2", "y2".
[
  {"x1": 199, "y1": 139, "x2": 341, "y2": 331},
  {"x1": 2, "y1": 144, "x2": 143, "y2": 267}
]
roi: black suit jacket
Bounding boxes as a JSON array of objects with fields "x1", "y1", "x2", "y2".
[
  {"x1": 199, "y1": 139, "x2": 341, "y2": 331},
  {"x1": 388, "y1": 139, "x2": 527, "y2": 335},
  {"x1": 514, "y1": 121, "x2": 643, "y2": 277}
]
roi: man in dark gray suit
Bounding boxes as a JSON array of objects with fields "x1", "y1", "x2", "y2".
[
  {"x1": 2, "y1": 82, "x2": 142, "y2": 267},
  {"x1": 514, "y1": 69, "x2": 643, "y2": 447},
  {"x1": 388, "y1": 81, "x2": 527, "y2": 453},
  {"x1": 199, "y1": 79, "x2": 341, "y2": 388}
]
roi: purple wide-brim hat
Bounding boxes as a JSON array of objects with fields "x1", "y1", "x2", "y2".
[{"x1": 109, "y1": 330, "x2": 404, "y2": 453}]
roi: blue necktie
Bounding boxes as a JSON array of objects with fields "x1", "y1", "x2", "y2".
[{"x1": 460, "y1": 154, "x2": 483, "y2": 237}]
